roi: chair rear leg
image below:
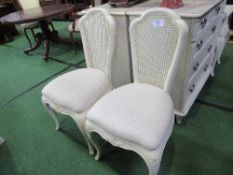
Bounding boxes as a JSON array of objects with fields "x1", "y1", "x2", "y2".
[
  {"x1": 49, "y1": 22, "x2": 55, "y2": 31},
  {"x1": 75, "y1": 119, "x2": 95, "y2": 155},
  {"x1": 70, "y1": 32, "x2": 77, "y2": 54},
  {"x1": 31, "y1": 29, "x2": 36, "y2": 42},
  {"x1": 24, "y1": 28, "x2": 32, "y2": 48},
  {"x1": 85, "y1": 130, "x2": 101, "y2": 160}
]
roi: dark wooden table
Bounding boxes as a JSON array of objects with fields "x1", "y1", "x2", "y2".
[{"x1": 0, "y1": 3, "x2": 75, "y2": 60}]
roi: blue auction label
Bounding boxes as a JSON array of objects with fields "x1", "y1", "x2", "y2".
[{"x1": 152, "y1": 19, "x2": 165, "y2": 27}]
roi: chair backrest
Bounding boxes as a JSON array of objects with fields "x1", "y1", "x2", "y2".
[
  {"x1": 18, "y1": 0, "x2": 40, "y2": 10},
  {"x1": 130, "y1": 8, "x2": 188, "y2": 93},
  {"x1": 79, "y1": 8, "x2": 116, "y2": 80}
]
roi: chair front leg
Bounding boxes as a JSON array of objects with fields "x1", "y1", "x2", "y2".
[
  {"x1": 43, "y1": 103, "x2": 60, "y2": 131},
  {"x1": 85, "y1": 121, "x2": 102, "y2": 160},
  {"x1": 85, "y1": 130, "x2": 101, "y2": 160},
  {"x1": 74, "y1": 117, "x2": 95, "y2": 155}
]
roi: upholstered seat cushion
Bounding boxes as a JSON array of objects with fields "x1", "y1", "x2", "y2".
[
  {"x1": 87, "y1": 83, "x2": 174, "y2": 150},
  {"x1": 21, "y1": 21, "x2": 39, "y2": 28},
  {"x1": 42, "y1": 68, "x2": 111, "y2": 113},
  {"x1": 68, "y1": 19, "x2": 80, "y2": 32}
]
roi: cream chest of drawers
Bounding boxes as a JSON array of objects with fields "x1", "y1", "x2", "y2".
[{"x1": 80, "y1": 0, "x2": 229, "y2": 118}]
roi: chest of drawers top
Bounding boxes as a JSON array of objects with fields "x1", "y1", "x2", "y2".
[{"x1": 85, "y1": 0, "x2": 224, "y2": 18}]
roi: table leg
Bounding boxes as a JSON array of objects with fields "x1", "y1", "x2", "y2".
[
  {"x1": 24, "y1": 33, "x2": 44, "y2": 54},
  {"x1": 24, "y1": 20, "x2": 51, "y2": 60},
  {"x1": 24, "y1": 20, "x2": 76, "y2": 60}
]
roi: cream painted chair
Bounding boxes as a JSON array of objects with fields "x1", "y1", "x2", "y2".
[
  {"x1": 42, "y1": 8, "x2": 116, "y2": 154},
  {"x1": 85, "y1": 8, "x2": 188, "y2": 175},
  {"x1": 17, "y1": 0, "x2": 54, "y2": 47}
]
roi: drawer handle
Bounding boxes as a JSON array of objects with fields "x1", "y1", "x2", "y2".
[
  {"x1": 203, "y1": 64, "x2": 209, "y2": 72},
  {"x1": 208, "y1": 45, "x2": 213, "y2": 52},
  {"x1": 222, "y1": 17, "x2": 227, "y2": 24},
  {"x1": 200, "y1": 18, "x2": 207, "y2": 29},
  {"x1": 211, "y1": 25, "x2": 217, "y2": 33},
  {"x1": 189, "y1": 84, "x2": 196, "y2": 93},
  {"x1": 193, "y1": 62, "x2": 199, "y2": 72},
  {"x1": 196, "y1": 40, "x2": 203, "y2": 50},
  {"x1": 215, "y1": 6, "x2": 220, "y2": 14}
]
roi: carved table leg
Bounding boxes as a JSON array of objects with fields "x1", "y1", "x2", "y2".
[
  {"x1": 24, "y1": 20, "x2": 76, "y2": 60},
  {"x1": 24, "y1": 33, "x2": 44, "y2": 54}
]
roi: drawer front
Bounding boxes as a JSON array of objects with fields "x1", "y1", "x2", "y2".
[
  {"x1": 190, "y1": 31, "x2": 217, "y2": 65},
  {"x1": 191, "y1": 13, "x2": 211, "y2": 40},
  {"x1": 189, "y1": 37, "x2": 216, "y2": 78},
  {"x1": 188, "y1": 52, "x2": 213, "y2": 95},
  {"x1": 192, "y1": 19, "x2": 218, "y2": 43},
  {"x1": 190, "y1": 0, "x2": 226, "y2": 40}
]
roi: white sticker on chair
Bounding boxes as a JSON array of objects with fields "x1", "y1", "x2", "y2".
[{"x1": 152, "y1": 19, "x2": 165, "y2": 27}]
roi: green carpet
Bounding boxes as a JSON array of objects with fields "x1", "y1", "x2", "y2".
[
  {"x1": 0, "y1": 22, "x2": 232, "y2": 175},
  {"x1": 6, "y1": 21, "x2": 84, "y2": 65},
  {"x1": 0, "y1": 21, "x2": 84, "y2": 105}
]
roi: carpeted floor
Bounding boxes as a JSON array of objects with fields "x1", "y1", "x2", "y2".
[{"x1": 0, "y1": 21, "x2": 232, "y2": 175}]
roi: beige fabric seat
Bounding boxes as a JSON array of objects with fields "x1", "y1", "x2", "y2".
[
  {"x1": 88, "y1": 83, "x2": 174, "y2": 150},
  {"x1": 42, "y1": 68, "x2": 111, "y2": 113}
]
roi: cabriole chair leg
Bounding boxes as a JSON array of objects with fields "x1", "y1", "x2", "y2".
[
  {"x1": 175, "y1": 115, "x2": 183, "y2": 125},
  {"x1": 43, "y1": 103, "x2": 60, "y2": 131},
  {"x1": 74, "y1": 117, "x2": 95, "y2": 155},
  {"x1": 85, "y1": 130, "x2": 102, "y2": 160}
]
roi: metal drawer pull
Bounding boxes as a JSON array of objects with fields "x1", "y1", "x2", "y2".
[
  {"x1": 189, "y1": 84, "x2": 196, "y2": 93},
  {"x1": 203, "y1": 64, "x2": 209, "y2": 72},
  {"x1": 196, "y1": 40, "x2": 203, "y2": 50},
  {"x1": 215, "y1": 6, "x2": 220, "y2": 14},
  {"x1": 193, "y1": 62, "x2": 199, "y2": 72},
  {"x1": 200, "y1": 18, "x2": 207, "y2": 29},
  {"x1": 208, "y1": 45, "x2": 213, "y2": 52},
  {"x1": 211, "y1": 25, "x2": 217, "y2": 33},
  {"x1": 222, "y1": 17, "x2": 227, "y2": 24}
]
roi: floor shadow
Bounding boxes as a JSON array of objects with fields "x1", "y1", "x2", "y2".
[
  {"x1": 0, "y1": 142, "x2": 17, "y2": 175},
  {"x1": 158, "y1": 137, "x2": 175, "y2": 175},
  {"x1": 58, "y1": 116, "x2": 87, "y2": 149}
]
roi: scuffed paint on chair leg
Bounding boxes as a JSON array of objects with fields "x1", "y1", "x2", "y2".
[{"x1": 43, "y1": 103, "x2": 60, "y2": 131}]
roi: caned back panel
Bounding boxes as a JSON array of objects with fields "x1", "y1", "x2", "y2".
[
  {"x1": 130, "y1": 9, "x2": 181, "y2": 89},
  {"x1": 79, "y1": 8, "x2": 116, "y2": 78}
]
